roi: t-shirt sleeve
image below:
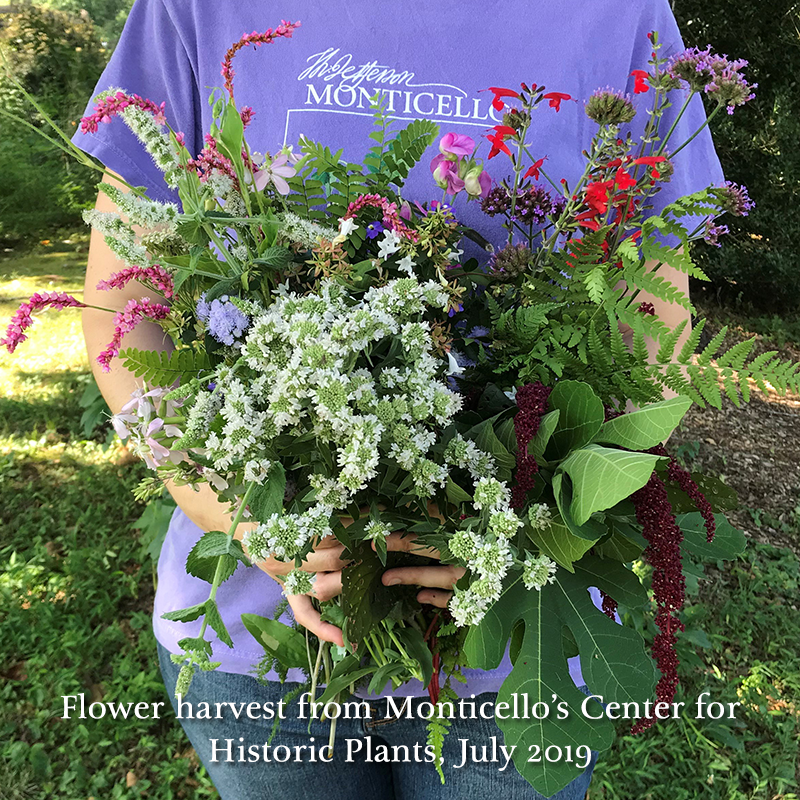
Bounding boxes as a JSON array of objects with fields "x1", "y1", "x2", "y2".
[
  {"x1": 71, "y1": 0, "x2": 202, "y2": 203},
  {"x1": 625, "y1": 0, "x2": 725, "y2": 230}
]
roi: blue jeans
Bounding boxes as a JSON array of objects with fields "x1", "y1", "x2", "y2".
[{"x1": 157, "y1": 642, "x2": 597, "y2": 799}]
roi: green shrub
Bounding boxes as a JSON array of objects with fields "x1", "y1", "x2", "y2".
[
  {"x1": 675, "y1": 1, "x2": 800, "y2": 311},
  {"x1": 0, "y1": 4, "x2": 110, "y2": 243}
]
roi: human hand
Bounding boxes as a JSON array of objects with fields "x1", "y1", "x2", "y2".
[{"x1": 379, "y1": 532, "x2": 466, "y2": 609}]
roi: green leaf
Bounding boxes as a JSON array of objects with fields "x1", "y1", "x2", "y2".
[
  {"x1": 161, "y1": 602, "x2": 206, "y2": 623},
  {"x1": 545, "y1": 381, "x2": 605, "y2": 461},
  {"x1": 186, "y1": 531, "x2": 250, "y2": 584},
  {"x1": 666, "y1": 472, "x2": 739, "y2": 513},
  {"x1": 529, "y1": 409, "x2": 560, "y2": 461},
  {"x1": 465, "y1": 572, "x2": 656, "y2": 796},
  {"x1": 119, "y1": 348, "x2": 212, "y2": 387},
  {"x1": 445, "y1": 477, "x2": 472, "y2": 505},
  {"x1": 253, "y1": 246, "x2": 293, "y2": 270},
  {"x1": 593, "y1": 530, "x2": 644, "y2": 562},
  {"x1": 204, "y1": 599, "x2": 233, "y2": 648},
  {"x1": 395, "y1": 625, "x2": 434, "y2": 688},
  {"x1": 675, "y1": 513, "x2": 746, "y2": 560},
  {"x1": 552, "y1": 473, "x2": 608, "y2": 541},
  {"x1": 525, "y1": 514, "x2": 597, "y2": 572},
  {"x1": 315, "y1": 666, "x2": 377, "y2": 706},
  {"x1": 572, "y1": 556, "x2": 649, "y2": 608},
  {"x1": 241, "y1": 614, "x2": 309, "y2": 669},
  {"x1": 593, "y1": 396, "x2": 692, "y2": 450},
  {"x1": 249, "y1": 464, "x2": 286, "y2": 523},
  {"x1": 560, "y1": 445, "x2": 664, "y2": 525}
]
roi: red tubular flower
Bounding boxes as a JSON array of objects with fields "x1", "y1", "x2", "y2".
[
  {"x1": 631, "y1": 69, "x2": 651, "y2": 94},
  {"x1": 524, "y1": 157, "x2": 546, "y2": 181},
  {"x1": 615, "y1": 167, "x2": 637, "y2": 192},
  {"x1": 511, "y1": 383, "x2": 552, "y2": 509},
  {"x1": 543, "y1": 91, "x2": 572, "y2": 112},
  {"x1": 486, "y1": 127, "x2": 515, "y2": 160},
  {"x1": 487, "y1": 86, "x2": 521, "y2": 111}
]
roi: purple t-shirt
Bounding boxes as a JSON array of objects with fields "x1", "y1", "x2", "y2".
[{"x1": 75, "y1": 0, "x2": 723, "y2": 696}]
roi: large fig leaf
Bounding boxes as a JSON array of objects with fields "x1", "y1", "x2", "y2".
[{"x1": 463, "y1": 560, "x2": 655, "y2": 796}]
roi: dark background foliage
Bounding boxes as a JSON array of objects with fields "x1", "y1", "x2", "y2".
[{"x1": 674, "y1": 1, "x2": 800, "y2": 311}]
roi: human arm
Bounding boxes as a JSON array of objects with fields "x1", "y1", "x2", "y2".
[{"x1": 83, "y1": 172, "x2": 348, "y2": 645}]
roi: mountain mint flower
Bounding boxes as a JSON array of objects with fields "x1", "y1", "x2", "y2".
[{"x1": 522, "y1": 553, "x2": 558, "y2": 590}]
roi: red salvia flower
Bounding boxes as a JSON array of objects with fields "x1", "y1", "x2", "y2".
[
  {"x1": 487, "y1": 86, "x2": 521, "y2": 112},
  {"x1": 543, "y1": 91, "x2": 572, "y2": 112},
  {"x1": 524, "y1": 157, "x2": 546, "y2": 181},
  {"x1": 631, "y1": 69, "x2": 651, "y2": 94}
]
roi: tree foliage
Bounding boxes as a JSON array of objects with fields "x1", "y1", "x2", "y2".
[
  {"x1": 0, "y1": 3, "x2": 110, "y2": 242},
  {"x1": 675, "y1": 0, "x2": 800, "y2": 310}
]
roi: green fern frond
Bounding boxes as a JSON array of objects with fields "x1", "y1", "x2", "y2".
[{"x1": 119, "y1": 348, "x2": 212, "y2": 387}]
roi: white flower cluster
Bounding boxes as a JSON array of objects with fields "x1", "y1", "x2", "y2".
[
  {"x1": 100, "y1": 87, "x2": 183, "y2": 188},
  {"x1": 522, "y1": 553, "x2": 558, "y2": 591},
  {"x1": 439, "y1": 434, "x2": 557, "y2": 627},
  {"x1": 183, "y1": 276, "x2": 460, "y2": 594},
  {"x1": 278, "y1": 212, "x2": 339, "y2": 249},
  {"x1": 82, "y1": 210, "x2": 150, "y2": 267},
  {"x1": 98, "y1": 182, "x2": 179, "y2": 228}
]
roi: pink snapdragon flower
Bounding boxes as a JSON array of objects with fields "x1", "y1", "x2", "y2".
[
  {"x1": 96, "y1": 265, "x2": 175, "y2": 299},
  {"x1": 97, "y1": 298, "x2": 171, "y2": 372},
  {"x1": 1, "y1": 292, "x2": 87, "y2": 354}
]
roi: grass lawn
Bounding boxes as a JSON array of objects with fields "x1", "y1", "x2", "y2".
[{"x1": 0, "y1": 244, "x2": 798, "y2": 799}]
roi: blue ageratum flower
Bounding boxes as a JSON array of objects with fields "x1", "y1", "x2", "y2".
[{"x1": 196, "y1": 293, "x2": 249, "y2": 346}]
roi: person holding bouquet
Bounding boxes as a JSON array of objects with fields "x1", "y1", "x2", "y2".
[{"x1": 72, "y1": 1, "x2": 724, "y2": 797}]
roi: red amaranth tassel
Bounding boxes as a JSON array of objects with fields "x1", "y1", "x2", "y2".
[
  {"x1": 511, "y1": 383, "x2": 551, "y2": 509},
  {"x1": 651, "y1": 444, "x2": 716, "y2": 542},
  {"x1": 600, "y1": 590, "x2": 618, "y2": 620},
  {"x1": 630, "y1": 472, "x2": 685, "y2": 734}
]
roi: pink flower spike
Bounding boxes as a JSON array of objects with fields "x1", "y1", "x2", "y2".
[
  {"x1": 96, "y1": 265, "x2": 174, "y2": 299},
  {"x1": 80, "y1": 93, "x2": 167, "y2": 135},
  {"x1": 221, "y1": 21, "x2": 302, "y2": 99},
  {"x1": 439, "y1": 132, "x2": 475, "y2": 161},
  {"x1": 97, "y1": 298, "x2": 171, "y2": 373},
  {"x1": 1, "y1": 292, "x2": 86, "y2": 354}
]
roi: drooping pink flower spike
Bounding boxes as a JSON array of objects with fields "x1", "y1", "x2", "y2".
[
  {"x1": 221, "y1": 21, "x2": 302, "y2": 99},
  {"x1": 97, "y1": 298, "x2": 171, "y2": 373},
  {"x1": 80, "y1": 91, "x2": 167, "y2": 135},
  {"x1": 438, "y1": 132, "x2": 476, "y2": 161},
  {"x1": 1, "y1": 292, "x2": 87, "y2": 354},
  {"x1": 96, "y1": 265, "x2": 175, "y2": 299}
]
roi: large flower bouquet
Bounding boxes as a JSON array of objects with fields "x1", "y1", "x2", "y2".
[{"x1": 4, "y1": 22, "x2": 798, "y2": 795}]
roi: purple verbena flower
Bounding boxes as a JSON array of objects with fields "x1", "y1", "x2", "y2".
[{"x1": 703, "y1": 219, "x2": 729, "y2": 247}]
